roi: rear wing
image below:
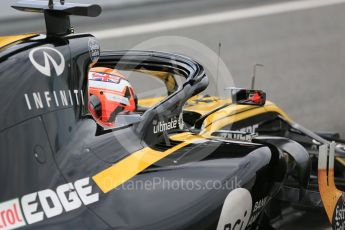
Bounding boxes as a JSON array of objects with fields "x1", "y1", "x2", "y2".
[{"x1": 12, "y1": 0, "x2": 102, "y2": 35}]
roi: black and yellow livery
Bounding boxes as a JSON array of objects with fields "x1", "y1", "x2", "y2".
[{"x1": 133, "y1": 45, "x2": 345, "y2": 227}]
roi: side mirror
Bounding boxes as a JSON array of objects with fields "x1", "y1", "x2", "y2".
[{"x1": 227, "y1": 87, "x2": 266, "y2": 106}]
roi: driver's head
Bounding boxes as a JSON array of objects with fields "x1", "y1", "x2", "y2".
[{"x1": 88, "y1": 67, "x2": 137, "y2": 127}]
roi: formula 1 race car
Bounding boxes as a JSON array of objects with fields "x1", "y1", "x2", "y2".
[
  {"x1": 0, "y1": 1, "x2": 337, "y2": 229},
  {"x1": 138, "y1": 59, "x2": 345, "y2": 214},
  {"x1": 133, "y1": 63, "x2": 345, "y2": 207}
]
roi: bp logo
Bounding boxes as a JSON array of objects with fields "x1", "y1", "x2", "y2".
[
  {"x1": 29, "y1": 47, "x2": 65, "y2": 77},
  {"x1": 217, "y1": 188, "x2": 252, "y2": 230}
]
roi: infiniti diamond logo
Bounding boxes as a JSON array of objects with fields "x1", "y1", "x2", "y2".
[{"x1": 29, "y1": 47, "x2": 65, "y2": 77}]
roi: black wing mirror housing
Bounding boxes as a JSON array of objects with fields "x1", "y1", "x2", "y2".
[{"x1": 227, "y1": 87, "x2": 266, "y2": 106}]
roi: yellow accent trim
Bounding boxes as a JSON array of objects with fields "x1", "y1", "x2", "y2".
[
  {"x1": 336, "y1": 157, "x2": 345, "y2": 167},
  {"x1": 187, "y1": 100, "x2": 292, "y2": 137},
  {"x1": 0, "y1": 34, "x2": 37, "y2": 48},
  {"x1": 264, "y1": 103, "x2": 292, "y2": 122},
  {"x1": 200, "y1": 106, "x2": 267, "y2": 136},
  {"x1": 92, "y1": 134, "x2": 204, "y2": 193},
  {"x1": 170, "y1": 132, "x2": 205, "y2": 142},
  {"x1": 184, "y1": 98, "x2": 229, "y2": 116}
]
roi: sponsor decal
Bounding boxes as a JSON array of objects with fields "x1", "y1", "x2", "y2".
[
  {"x1": 217, "y1": 188, "x2": 252, "y2": 230},
  {"x1": 0, "y1": 177, "x2": 98, "y2": 229},
  {"x1": 0, "y1": 199, "x2": 26, "y2": 230},
  {"x1": 88, "y1": 38, "x2": 100, "y2": 63},
  {"x1": 29, "y1": 47, "x2": 65, "y2": 77},
  {"x1": 178, "y1": 113, "x2": 184, "y2": 130},
  {"x1": 153, "y1": 114, "x2": 185, "y2": 134},
  {"x1": 24, "y1": 89, "x2": 84, "y2": 111},
  {"x1": 332, "y1": 194, "x2": 345, "y2": 230},
  {"x1": 219, "y1": 124, "x2": 259, "y2": 142},
  {"x1": 247, "y1": 196, "x2": 270, "y2": 226},
  {"x1": 104, "y1": 93, "x2": 129, "y2": 105}
]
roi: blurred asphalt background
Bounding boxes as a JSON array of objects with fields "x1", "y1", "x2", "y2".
[{"x1": 1, "y1": 0, "x2": 343, "y2": 229}]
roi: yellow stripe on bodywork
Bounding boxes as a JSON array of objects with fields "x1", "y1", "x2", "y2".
[
  {"x1": 92, "y1": 133, "x2": 204, "y2": 193},
  {"x1": 202, "y1": 104, "x2": 257, "y2": 129},
  {"x1": 264, "y1": 102, "x2": 292, "y2": 122},
  {"x1": 200, "y1": 106, "x2": 266, "y2": 136},
  {"x1": 199, "y1": 101, "x2": 292, "y2": 137},
  {"x1": 184, "y1": 97, "x2": 229, "y2": 116},
  {"x1": 336, "y1": 157, "x2": 345, "y2": 167},
  {"x1": 0, "y1": 34, "x2": 37, "y2": 48}
]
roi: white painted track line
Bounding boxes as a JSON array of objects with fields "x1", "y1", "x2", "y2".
[{"x1": 91, "y1": 0, "x2": 345, "y2": 39}]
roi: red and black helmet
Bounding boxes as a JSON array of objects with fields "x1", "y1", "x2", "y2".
[{"x1": 88, "y1": 67, "x2": 137, "y2": 127}]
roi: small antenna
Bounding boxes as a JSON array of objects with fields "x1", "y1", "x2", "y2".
[
  {"x1": 251, "y1": 64, "x2": 264, "y2": 89},
  {"x1": 215, "y1": 42, "x2": 222, "y2": 98},
  {"x1": 48, "y1": 0, "x2": 54, "y2": 9}
]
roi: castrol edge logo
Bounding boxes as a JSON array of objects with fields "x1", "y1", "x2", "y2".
[
  {"x1": 0, "y1": 177, "x2": 99, "y2": 230},
  {"x1": 0, "y1": 199, "x2": 25, "y2": 230}
]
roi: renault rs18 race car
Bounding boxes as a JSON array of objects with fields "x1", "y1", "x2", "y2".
[
  {"x1": 132, "y1": 62, "x2": 345, "y2": 202},
  {"x1": 138, "y1": 62, "x2": 345, "y2": 221},
  {"x1": 134, "y1": 52, "x2": 345, "y2": 203},
  {"x1": 0, "y1": 0, "x2": 340, "y2": 229}
]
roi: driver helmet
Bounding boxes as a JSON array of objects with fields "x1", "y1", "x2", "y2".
[{"x1": 88, "y1": 67, "x2": 137, "y2": 127}]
